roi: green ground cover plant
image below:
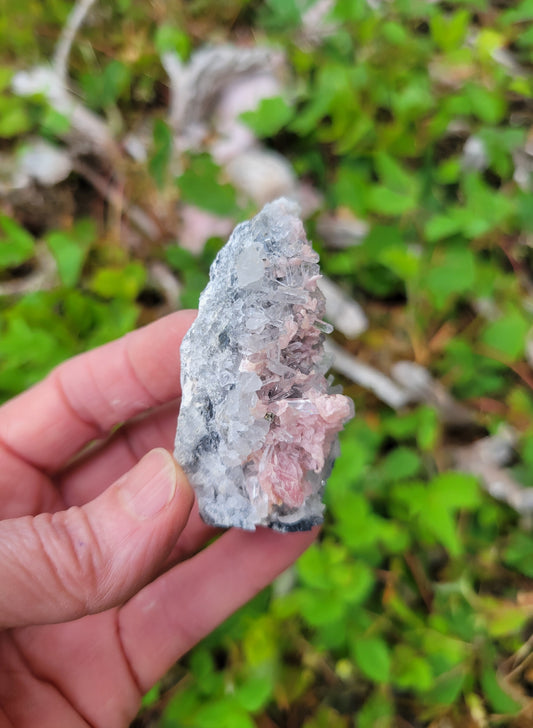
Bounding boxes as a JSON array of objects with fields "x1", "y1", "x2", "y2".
[{"x1": 1, "y1": 1, "x2": 532, "y2": 726}]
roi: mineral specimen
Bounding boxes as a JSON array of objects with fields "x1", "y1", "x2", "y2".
[{"x1": 174, "y1": 198, "x2": 354, "y2": 531}]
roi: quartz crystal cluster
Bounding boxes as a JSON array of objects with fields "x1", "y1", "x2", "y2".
[{"x1": 174, "y1": 198, "x2": 354, "y2": 531}]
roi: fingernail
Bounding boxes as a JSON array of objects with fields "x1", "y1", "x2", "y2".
[{"x1": 120, "y1": 449, "x2": 177, "y2": 520}]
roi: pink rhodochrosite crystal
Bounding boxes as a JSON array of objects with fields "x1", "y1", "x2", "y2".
[
  {"x1": 174, "y1": 198, "x2": 354, "y2": 531},
  {"x1": 255, "y1": 393, "x2": 353, "y2": 508}
]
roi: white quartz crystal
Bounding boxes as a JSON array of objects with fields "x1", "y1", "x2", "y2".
[{"x1": 174, "y1": 198, "x2": 354, "y2": 531}]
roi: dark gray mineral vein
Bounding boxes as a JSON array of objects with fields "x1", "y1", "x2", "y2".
[{"x1": 174, "y1": 197, "x2": 354, "y2": 531}]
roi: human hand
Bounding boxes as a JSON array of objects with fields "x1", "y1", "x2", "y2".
[{"x1": 0, "y1": 311, "x2": 316, "y2": 728}]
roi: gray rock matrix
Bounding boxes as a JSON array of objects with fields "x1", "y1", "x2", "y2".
[{"x1": 174, "y1": 198, "x2": 354, "y2": 531}]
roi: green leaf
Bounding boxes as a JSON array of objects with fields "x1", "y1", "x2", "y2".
[
  {"x1": 504, "y1": 532, "x2": 533, "y2": 578},
  {"x1": 441, "y1": 338, "x2": 508, "y2": 398},
  {"x1": 180, "y1": 268, "x2": 209, "y2": 308},
  {"x1": 189, "y1": 648, "x2": 215, "y2": 682},
  {"x1": 428, "y1": 472, "x2": 481, "y2": 511},
  {"x1": 194, "y1": 698, "x2": 256, "y2": 728},
  {"x1": 240, "y1": 96, "x2": 293, "y2": 138},
  {"x1": 478, "y1": 127, "x2": 525, "y2": 179},
  {"x1": 141, "y1": 684, "x2": 160, "y2": 708},
  {"x1": 333, "y1": 161, "x2": 368, "y2": 215},
  {"x1": 45, "y1": 221, "x2": 94, "y2": 287},
  {"x1": 326, "y1": 436, "x2": 369, "y2": 498},
  {"x1": 422, "y1": 629, "x2": 468, "y2": 671},
  {"x1": 0, "y1": 215, "x2": 35, "y2": 268},
  {"x1": 331, "y1": 0, "x2": 369, "y2": 22},
  {"x1": 0, "y1": 96, "x2": 31, "y2": 137},
  {"x1": 378, "y1": 521, "x2": 411, "y2": 553},
  {"x1": 299, "y1": 588, "x2": 346, "y2": 626},
  {"x1": 424, "y1": 214, "x2": 463, "y2": 243},
  {"x1": 297, "y1": 543, "x2": 330, "y2": 589},
  {"x1": 0, "y1": 316, "x2": 57, "y2": 367},
  {"x1": 458, "y1": 174, "x2": 515, "y2": 238},
  {"x1": 341, "y1": 561, "x2": 375, "y2": 604},
  {"x1": 0, "y1": 67, "x2": 13, "y2": 92},
  {"x1": 154, "y1": 24, "x2": 191, "y2": 59},
  {"x1": 380, "y1": 447, "x2": 422, "y2": 482},
  {"x1": 160, "y1": 687, "x2": 200, "y2": 726},
  {"x1": 84, "y1": 298, "x2": 139, "y2": 347},
  {"x1": 234, "y1": 674, "x2": 273, "y2": 712},
  {"x1": 435, "y1": 158, "x2": 462, "y2": 185},
  {"x1": 89, "y1": 262, "x2": 146, "y2": 300},
  {"x1": 374, "y1": 153, "x2": 415, "y2": 192},
  {"x1": 466, "y1": 83, "x2": 507, "y2": 124},
  {"x1": 149, "y1": 119, "x2": 173, "y2": 189},
  {"x1": 259, "y1": 0, "x2": 303, "y2": 31},
  {"x1": 81, "y1": 60, "x2": 131, "y2": 109},
  {"x1": 481, "y1": 307, "x2": 529, "y2": 360},
  {"x1": 352, "y1": 637, "x2": 391, "y2": 684},
  {"x1": 357, "y1": 688, "x2": 393, "y2": 728},
  {"x1": 425, "y1": 502, "x2": 461, "y2": 556},
  {"x1": 378, "y1": 245, "x2": 420, "y2": 280},
  {"x1": 298, "y1": 543, "x2": 331, "y2": 589},
  {"x1": 366, "y1": 185, "x2": 417, "y2": 216},
  {"x1": 381, "y1": 21, "x2": 408, "y2": 46},
  {"x1": 392, "y1": 645, "x2": 433, "y2": 692},
  {"x1": 481, "y1": 667, "x2": 522, "y2": 715},
  {"x1": 40, "y1": 106, "x2": 71, "y2": 136},
  {"x1": 485, "y1": 602, "x2": 532, "y2": 638},
  {"x1": 165, "y1": 245, "x2": 198, "y2": 272},
  {"x1": 521, "y1": 434, "x2": 533, "y2": 472},
  {"x1": 306, "y1": 705, "x2": 351, "y2": 728},
  {"x1": 330, "y1": 490, "x2": 379, "y2": 545},
  {"x1": 430, "y1": 9, "x2": 470, "y2": 51},
  {"x1": 242, "y1": 616, "x2": 278, "y2": 666},
  {"x1": 417, "y1": 406, "x2": 439, "y2": 451},
  {"x1": 176, "y1": 154, "x2": 238, "y2": 216},
  {"x1": 424, "y1": 669, "x2": 465, "y2": 705},
  {"x1": 425, "y1": 246, "x2": 476, "y2": 308},
  {"x1": 502, "y1": 0, "x2": 533, "y2": 24}
]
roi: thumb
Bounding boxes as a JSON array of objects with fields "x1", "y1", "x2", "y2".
[{"x1": 0, "y1": 448, "x2": 193, "y2": 629}]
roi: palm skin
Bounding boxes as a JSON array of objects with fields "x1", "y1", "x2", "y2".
[{"x1": 0, "y1": 311, "x2": 316, "y2": 728}]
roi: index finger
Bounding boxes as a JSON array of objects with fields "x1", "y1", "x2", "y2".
[{"x1": 0, "y1": 310, "x2": 196, "y2": 472}]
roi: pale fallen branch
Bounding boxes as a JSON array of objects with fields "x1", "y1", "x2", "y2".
[
  {"x1": 328, "y1": 344, "x2": 478, "y2": 427},
  {"x1": 453, "y1": 427, "x2": 533, "y2": 515},
  {"x1": 318, "y1": 277, "x2": 368, "y2": 339},
  {"x1": 12, "y1": 0, "x2": 118, "y2": 161},
  {"x1": 300, "y1": 0, "x2": 338, "y2": 47},
  {"x1": 163, "y1": 45, "x2": 282, "y2": 139},
  {"x1": 330, "y1": 339, "x2": 533, "y2": 515},
  {"x1": 391, "y1": 360, "x2": 474, "y2": 425},
  {"x1": 53, "y1": 0, "x2": 97, "y2": 85},
  {"x1": 326, "y1": 340, "x2": 410, "y2": 409},
  {"x1": 12, "y1": 68, "x2": 118, "y2": 162}
]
